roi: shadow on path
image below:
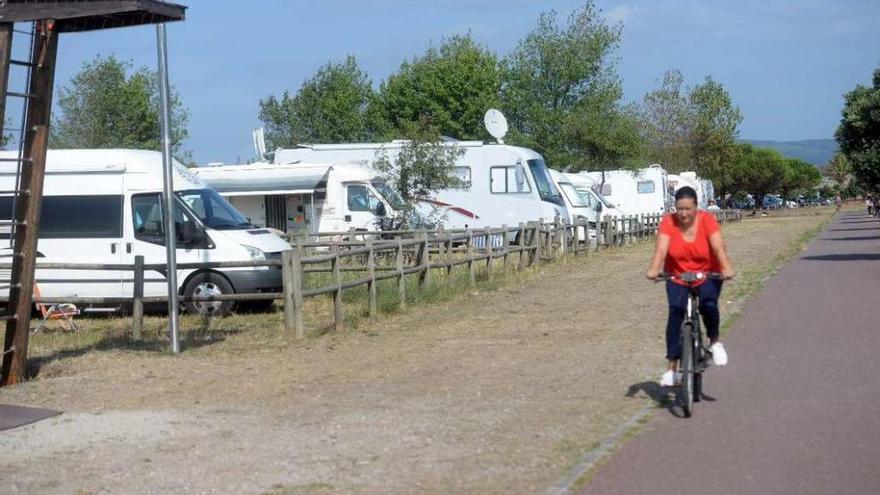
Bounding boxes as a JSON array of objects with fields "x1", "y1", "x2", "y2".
[
  {"x1": 802, "y1": 253, "x2": 880, "y2": 262},
  {"x1": 824, "y1": 235, "x2": 880, "y2": 241}
]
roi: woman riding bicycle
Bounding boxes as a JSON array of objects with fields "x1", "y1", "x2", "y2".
[{"x1": 646, "y1": 186, "x2": 736, "y2": 387}]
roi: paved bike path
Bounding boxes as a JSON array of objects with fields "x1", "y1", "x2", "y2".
[{"x1": 581, "y1": 211, "x2": 880, "y2": 495}]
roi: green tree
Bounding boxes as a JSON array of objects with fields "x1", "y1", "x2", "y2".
[
  {"x1": 377, "y1": 34, "x2": 501, "y2": 141},
  {"x1": 729, "y1": 144, "x2": 786, "y2": 207},
  {"x1": 258, "y1": 55, "x2": 376, "y2": 150},
  {"x1": 501, "y1": 2, "x2": 622, "y2": 168},
  {"x1": 564, "y1": 100, "x2": 644, "y2": 181},
  {"x1": 823, "y1": 153, "x2": 852, "y2": 190},
  {"x1": 373, "y1": 118, "x2": 465, "y2": 227},
  {"x1": 51, "y1": 54, "x2": 190, "y2": 161},
  {"x1": 780, "y1": 157, "x2": 821, "y2": 200},
  {"x1": 688, "y1": 76, "x2": 743, "y2": 186},
  {"x1": 835, "y1": 66, "x2": 880, "y2": 190},
  {"x1": 638, "y1": 70, "x2": 692, "y2": 172}
]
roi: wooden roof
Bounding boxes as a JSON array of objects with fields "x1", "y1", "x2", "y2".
[{"x1": 0, "y1": 0, "x2": 186, "y2": 32}]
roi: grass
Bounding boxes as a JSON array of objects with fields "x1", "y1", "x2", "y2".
[{"x1": 24, "y1": 249, "x2": 540, "y2": 360}]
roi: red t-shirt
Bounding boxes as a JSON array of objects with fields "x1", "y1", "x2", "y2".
[{"x1": 659, "y1": 211, "x2": 721, "y2": 285}]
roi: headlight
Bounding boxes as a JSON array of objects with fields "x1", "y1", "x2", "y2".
[{"x1": 243, "y1": 245, "x2": 266, "y2": 261}]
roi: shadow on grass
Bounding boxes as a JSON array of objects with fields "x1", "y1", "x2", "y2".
[{"x1": 25, "y1": 324, "x2": 242, "y2": 380}]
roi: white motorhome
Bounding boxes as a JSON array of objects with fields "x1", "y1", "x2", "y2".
[
  {"x1": 668, "y1": 171, "x2": 713, "y2": 209},
  {"x1": 273, "y1": 141, "x2": 569, "y2": 229},
  {"x1": 193, "y1": 161, "x2": 396, "y2": 236},
  {"x1": 0, "y1": 149, "x2": 291, "y2": 316},
  {"x1": 550, "y1": 170, "x2": 624, "y2": 226},
  {"x1": 579, "y1": 165, "x2": 671, "y2": 216}
]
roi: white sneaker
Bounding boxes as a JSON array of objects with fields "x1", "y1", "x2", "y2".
[
  {"x1": 660, "y1": 370, "x2": 676, "y2": 387},
  {"x1": 710, "y1": 342, "x2": 728, "y2": 366}
]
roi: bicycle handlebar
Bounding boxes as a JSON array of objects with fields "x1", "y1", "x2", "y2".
[{"x1": 656, "y1": 271, "x2": 724, "y2": 282}]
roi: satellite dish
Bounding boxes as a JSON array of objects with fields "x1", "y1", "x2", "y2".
[
  {"x1": 484, "y1": 109, "x2": 508, "y2": 143},
  {"x1": 252, "y1": 127, "x2": 267, "y2": 160}
]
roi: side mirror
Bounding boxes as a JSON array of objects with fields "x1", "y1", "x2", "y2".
[
  {"x1": 375, "y1": 202, "x2": 387, "y2": 217},
  {"x1": 178, "y1": 220, "x2": 204, "y2": 245},
  {"x1": 594, "y1": 202, "x2": 603, "y2": 213}
]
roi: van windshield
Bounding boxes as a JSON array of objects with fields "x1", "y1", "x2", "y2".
[
  {"x1": 177, "y1": 189, "x2": 253, "y2": 230},
  {"x1": 527, "y1": 159, "x2": 564, "y2": 206},
  {"x1": 560, "y1": 183, "x2": 590, "y2": 208},
  {"x1": 372, "y1": 180, "x2": 405, "y2": 210}
]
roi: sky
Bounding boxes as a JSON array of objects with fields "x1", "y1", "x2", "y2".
[{"x1": 7, "y1": 0, "x2": 880, "y2": 164}]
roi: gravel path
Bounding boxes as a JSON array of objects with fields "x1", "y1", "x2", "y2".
[{"x1": 581, "y1": 211, "x2": 880, "y2": 495}]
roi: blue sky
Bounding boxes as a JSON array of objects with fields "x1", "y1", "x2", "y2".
[{"x1": 11, "y1": 0, "x2": 880, "y2": 164}]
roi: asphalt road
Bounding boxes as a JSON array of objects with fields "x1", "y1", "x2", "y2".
[{"x1": 581, "y1": 211, "x2": 880, "y2": 495}]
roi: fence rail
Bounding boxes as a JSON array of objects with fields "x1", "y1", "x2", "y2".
[{"x1": 7, "y1": 210, "x2": 742, "y2": 340}]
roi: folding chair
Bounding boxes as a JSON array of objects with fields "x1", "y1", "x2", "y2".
[{"x1": 31, "y1": 283, "x2": 80, "y2": 334}]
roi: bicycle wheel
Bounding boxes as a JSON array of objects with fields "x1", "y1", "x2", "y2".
[
  {"x1": 680, "y1": 321, "x2": 695, "y2": 418},
  {"x1": 693, "y1": 319, "x2": 703, "y2": 403}
]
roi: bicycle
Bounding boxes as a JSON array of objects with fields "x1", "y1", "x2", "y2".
[{"x1": 658, "y1": 271, "x2": 724, "y2": 418}]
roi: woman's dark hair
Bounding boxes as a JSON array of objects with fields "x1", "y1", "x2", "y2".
[{"x1": 674, "y1": 186, "x2": 698, "y2": 203}]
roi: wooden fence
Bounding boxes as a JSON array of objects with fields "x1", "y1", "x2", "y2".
[{"x1": 4, "y1": 210, "x2": 742, "y2": 340}]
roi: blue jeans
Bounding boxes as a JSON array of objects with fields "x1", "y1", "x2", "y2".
[{"x1": 665, "y1": 279, "x2": 723, "y2": 360}]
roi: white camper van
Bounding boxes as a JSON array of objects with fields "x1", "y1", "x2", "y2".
[
  {"x1": 550, "y1": 169, "x2": 624, "y2": 226},
  {"x1": 193, "y1": 161, "x2": 396, "y2": 236},
  {"x1": 273, "y1": 141, "x2": 569, "y2": 229},
  {"x1": 668, "y1": 172, "x2": 713, "y2": 209},
  {"x1": 0, "y1": 149, "x2": 291, "y2": 316},
  {"x1": 579, "y1": 165, "x2": 670, "y2": 215}
]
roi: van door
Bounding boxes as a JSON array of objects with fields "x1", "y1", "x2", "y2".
[
  {"x1": 122, "y1": 193, "x2": 209, "y2": 298},
  {"x1": 23, "y1": 195, "x2": 125, "y2": 300},
  {"x1": 344, "y1": 183, "x2": 383, "y2": 231}
]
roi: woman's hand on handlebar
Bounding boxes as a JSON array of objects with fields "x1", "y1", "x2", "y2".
[
  {"x1": 645, "y1": 268, "x2": 662, "y2": 281},
  {"x1": 722, "y1": 268, "x2": 736, "y2": 280}
]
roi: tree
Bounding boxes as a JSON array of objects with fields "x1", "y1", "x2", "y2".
[
  {"x1": 258, "y1": 55, "x2": 377, "y2": 150},
  {"x1": 51, "y1": 55, "x2": 190, "y2": 161},
  {"x1": 780, "y1": 157, "x2": 821, "y2": 200},
  {"x1": 687, "y1": 76, "x2": 743, "y2": 186},
  {"x1": 501, "y1": 2, "x2": 622, "y2": 169},
  {"x1": 823, "y1": 153, "x2": 852, "y2": 190},
  {"x1": 638, "y1": 70, "x2": 692, "y2": 172},
  {"x1": 377, "y1": 34, "x2": 501, "y2": 141},
  {"x1": 729, "y1": 144, "x2": 786, "y2": 207},
  {"x1": 564, "y1": 100, "x2": 644, "y2": 187},
  {"x1": 835, "y1": 66, "x2": 880, "y2": 191},
  {"x1": 373, "y1": 118, "x2": 465, "y2": 227}
]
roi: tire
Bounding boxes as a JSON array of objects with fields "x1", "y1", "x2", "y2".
[
  {"x1": 182, "y1": 272, "x2": 235, "y2": 317},
  {"x1": 680, "y1": 321, "x2": 695, "y2": 418},
  {"x1": 694, "y1": 373, "x2": 703, "y2": 403}
]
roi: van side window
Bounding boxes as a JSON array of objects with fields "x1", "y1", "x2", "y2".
[
  {"x1": 347, "y1": 185, "x2": 370, "y2": 212},
  {"x1": 490, "y1": 166, "x2": 531, "y2": 194},
  {"x1": 0, "y1": 195, "x2": 122, "y2": 238},
  {"x1": 132, "y1": 194, "x2": 188, "y2": 245},
  {"x1": 637, "y1": 181, "x2": 655, "y2": 194},
  {"x1": 451, "y1": 166, "x2": 471, "y2": 190}
]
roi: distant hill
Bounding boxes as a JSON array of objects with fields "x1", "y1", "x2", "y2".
[{"x1": 740, "y1": 139, "x2": 837, "y2": 166}]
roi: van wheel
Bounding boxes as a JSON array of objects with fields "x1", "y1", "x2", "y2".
[{"x1": 183, "y1": 272, "x2": 234, "y2": 317}]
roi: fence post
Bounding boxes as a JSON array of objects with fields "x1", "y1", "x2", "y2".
[
  {"x1": 467, "y1": 229, "x2": 476, "y2": 286},
  {"x1": 501, "y1": 224, "x2": 509, "y2": 270},
  {"x1": 132, "y1": 255, "x2": 145, "y2": 340},
  {"x1": 530, "y1": 222, "x2": 540, "y2": 266},
  {"x1": 282, "y1": 250, "x2": 295, "y2": 334},
  {"x1": 396, "y1": 237, "x2": 406, "y2": 309},
  {"x1": 537, "y1": 219, "x2": 545, "y2": 261},
  {"x1": 445, "y1": 236, "x2": 453, "y2": 278},
  {"x1": 517, "y1": 223, "x2": 526, "y2": 270},
  {"x1": 484, "y1": 227, "x2": 494, "y2": 281},
  {"x1": 332, "y1": 251, "x2": 344, "y2": 332},
  {"x1": 418, "y1": 231, "x2": 431, "y2": 289},
  {"x1": 367, "y1": 238, "x2": 377, "y2": 318}
]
